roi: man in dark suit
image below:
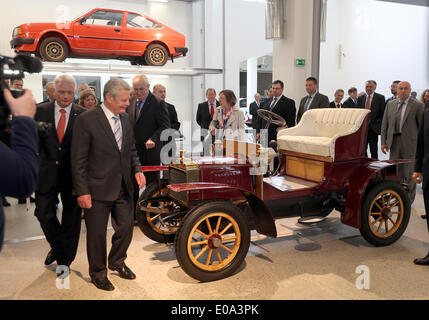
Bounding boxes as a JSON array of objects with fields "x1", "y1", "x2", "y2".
[
  {"x1": 297, "y1": 77, "x2": 330, "y2": 123},
  {"x1": 0, "y1": 88, "x2": 39, "y2": 252},
  {"x1": 329, "y1": 89, "x2": 344, "y2": 108},
  {"x1": 72, "y1": 78, "x2": 145, "y2": 291},
  {"x1": 385, "y1": 80, "x2": 400, "y2": 105},
  {"x1": 196, "y1": 88, "x2": 220, "y2": 146},
  {"x1": 153, "y1": 84, "x2": 180, "y2": 159},
  {"x1": 412, "y1": 107, "x2": 429, "y2": 265},
  {"x1": 343, "y1": 87, "x2": 359, "y2": 108},
  {"x1": 34, "y1": 75, "x2": 85, "y2": 271},
  {"x1": 128, "y1": 75, "x2": 170, "y2": 187},
  {"x1": 249, "y1": 93, "x2": 262, "y2": 131},
  {"x1": 257, "y1": 80, "x2": 296, "y2": 143},
  {"x1": 39, "y1": 82, "x2": 56, "y2": 105},
  {"x1": 357, "y1": 80, "x2": 386, "y2": 159}
]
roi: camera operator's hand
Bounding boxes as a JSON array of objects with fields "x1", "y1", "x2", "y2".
[{"x1": 3, "y1": 88, "x2": 36, "y2": 118}]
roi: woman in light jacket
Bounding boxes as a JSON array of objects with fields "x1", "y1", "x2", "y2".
[{"x1": 209, "y1": 89, "x2": 245, "y2": 141}]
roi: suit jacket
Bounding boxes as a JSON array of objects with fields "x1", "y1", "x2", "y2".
[
  {"x1": 385, "y1": 96, "x2": 397, "y2": 106},
  {"x1": 258, "y1": 95, "x2": 296, "y2": 142},
  {"x1": 0, "y1": 116, "x2": 39, "y2": 251},
  {"x1": 35, "y1": 102, "x2": 86, "y2": 193},
  {"x1": 196, "y1": 100, "x2": 220, "y2": 137},
  {"x1": 71, "y1": 106, "x2": 141, "y2": 202},
  {"x1": 381, "y1": 98, "x2": 424, "y2": 154},
  {"x1": 330, "y1": 101, "x2": 343, "y2": 108},
  {"x1": 209, "y1": 105, "x2": 245, "y2": 141},
  {"x1": 343, "y1": 97, "x2": 359, "y2": 109},
  {"x1": 166, "y1": 102, "x2": 180, "y2": 131},
  {"x1": 357, "y1": 92, "x2": 386, "y2": 135},
  {"x1": 415, "y1": 108, "x2": 429, "y2": 188},
  {"x1": 297, "y1": 92, "x2": 330, "y2": 123},
  {"x1": 249, "y1": 101, "x2": 261, "y2": 130},
  {"x1": 425, "y1": 101, "x2": 429, "y2": 110},
  {"x1": 127, "y1": 92, "x2": 170, "y2": 165}
]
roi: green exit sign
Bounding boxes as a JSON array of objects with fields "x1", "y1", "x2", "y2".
[{"x1": 296, "y1": 59, "x2": 305, "y2": 66}]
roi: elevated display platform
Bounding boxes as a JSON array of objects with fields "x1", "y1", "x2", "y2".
[{"x1": 41, "y1": 61, "x2": 223, "y2": 77}]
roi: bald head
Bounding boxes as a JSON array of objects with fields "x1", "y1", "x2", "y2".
[
  {"x1": 132, "y1": 74, "x2": 150, "y2": 101},
  {"x1": 153, "y1": 84, "x2": 166, "y2": 101},
  {"x1": 254, "y1": 93, "x2": 260, "y2": 102},
  {"x1": 45, "y1": 82, "x2": 56, "y2": 101},
  {"x1": 397, "y1": 81, "x2": 411, "y2": 101}
]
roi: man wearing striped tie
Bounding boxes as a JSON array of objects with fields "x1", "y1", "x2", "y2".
[{"x1": 72, "y1": 78, "x2": 146, "y2": 291}]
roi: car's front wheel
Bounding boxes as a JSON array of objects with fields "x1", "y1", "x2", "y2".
[
  {"x1": 175, "y1": 201, "x2": 250, "y2": 282},
  {"x1": 144, "y1": 44, "x2": 168, "y2": 66},
  {"x1": 39, "y1": 37, "x2": 68, "y2": 62},
  {"x1": 359, "y1": 181, "x2": 410, "y2": 246}
]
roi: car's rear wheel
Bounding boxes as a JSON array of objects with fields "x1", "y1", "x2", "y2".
[
  {"x1": 144, "y1": 44, "x2": 168, "y2": 66},
  {"x1": 175, "y1": 201, "x2": 250, "y2": 282},
  {"x1": 359, "y1": 181, "x2": 410, "y2": 246},
  {"x1": 39, "y1": 37, "x2": 68, "y2": 62},
  {"x1": 136, "y1": 182, "x2": 181, "y2": 243}
]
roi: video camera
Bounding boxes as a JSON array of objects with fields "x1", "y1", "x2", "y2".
[{"x1": 0, "y1": 54, "x2": 42, "y2": 135}]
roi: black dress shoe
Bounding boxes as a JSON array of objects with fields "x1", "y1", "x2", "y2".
[
  {"x1": 17, "y1": 197, "x2": 35, "y2": 204},
  {"x1": 414, "y1": 253, "x2": 429, "y2": 266},
  {"x1": 109, "y1": 264, "x2": 136, "y2": 280},
  {"x1": 2, "y1": 197, "x2": 10, "y2": 207},
  {"x1": 44, "y1": 250, "x2": 56, "y2": 266},
  {"x1": 91, "y1": 277, "x2": 115, "y2": 291}
]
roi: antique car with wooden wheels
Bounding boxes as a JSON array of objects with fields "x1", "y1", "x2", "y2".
[{"x1": 136, "y1": 108, "x2": 411, "y2": 282}]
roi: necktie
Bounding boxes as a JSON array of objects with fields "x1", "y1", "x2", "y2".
[
  {"x1": 57, "y1": 109, "x2": 66, "y2": 144},
  {"x1": 137, "y1": 101, "x2": 143, "y2": 116},
  {"x1": 365, "y1": 95, "x2": 372, "y2": 109},
  {"x1": 270, "y1": 97, "x2": 278, "y2": 111},
  {"x1": 304, "y1": 96, "x2": 312, "y2": 111},
  {"x1": 210, "y1": 103, "x2": 214, "y2": 118},
  {"x1": 112, "y1": 115, "x2": 122, "y2": 150},
  {"x1": 337, "y1": 103, "x2": 340, "y2": 108},
  {"x1": 395, "y1": 101, "x2": 405, "y2": 134}
]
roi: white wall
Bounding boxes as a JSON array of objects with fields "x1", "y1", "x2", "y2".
[
  {"x1": 319, "y1": 0, "x2": 429, "y2": 101},
  {"x1": 224, "y1": 0, "x2": 273, "y2": 96}
]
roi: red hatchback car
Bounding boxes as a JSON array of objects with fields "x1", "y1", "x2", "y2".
[{"x1": 10, "y1": 8, "x2": 188, "y2": 66}]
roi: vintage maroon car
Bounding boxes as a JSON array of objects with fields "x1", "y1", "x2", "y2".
[
  {"x1": 137, "y1": 108, "x2": 411, "y2": 282},
  {"x1": 10, "y1": 8, "x2": 188, "y2": 66}
]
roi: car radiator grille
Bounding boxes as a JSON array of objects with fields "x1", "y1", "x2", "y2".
[{"x1": 168, "y1": 166, "x2": 199, "y2": 204}]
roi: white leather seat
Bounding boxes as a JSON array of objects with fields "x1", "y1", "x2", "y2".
[{"x1": 277, "y1": 108, "x2": 370, "y2": 160}]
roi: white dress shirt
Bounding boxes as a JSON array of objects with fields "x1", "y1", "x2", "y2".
[
  {"x1": 54, "y1": 102, "x2": 72, "y2": 130},
  {"x1": 100, "y1": 103, "x2": 122, "y2": 139}
]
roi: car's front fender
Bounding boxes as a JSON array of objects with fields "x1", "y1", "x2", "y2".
[{"x1": 167, "y1": 182, "x2": 277, "y2": 237}]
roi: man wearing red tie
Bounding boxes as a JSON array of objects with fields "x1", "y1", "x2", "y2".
[
  {"x1": 329, "y1": 89, "x2": 344, "y2": 108},
  {"x1": 357, "y1": 80, "x2": 386, "y2": 159},
  {"x1": 34, "y1": 74, "x2": 86, "y2": 272},
  {"x1": 196, "y1": 88, "x2": 220, "y2": 146}
]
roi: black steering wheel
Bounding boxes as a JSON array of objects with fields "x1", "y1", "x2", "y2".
[{"x1": 257, "y1": 109, "x2": 287, "y2": 128}]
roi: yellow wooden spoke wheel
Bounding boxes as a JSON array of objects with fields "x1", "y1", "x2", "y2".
[
  {"x1": 187, "y1": 212, "x2": 241, "y2": 272},
  {"x1": 360, "y1": 181, "x2": 410, "y2": 246},
  {"x1": 368, "y1": 190, "x2": 404, "y2": 238},
  {"x1": 175, "y1": 201, "x2": 250, "y2": 282}
]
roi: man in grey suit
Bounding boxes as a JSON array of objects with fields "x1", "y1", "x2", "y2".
[
  {"x1": 71, "y1": 79, "x2": 146, "y2": 291},
  {"x1": 381, "y1": 81, "x2": 424, "y2": 203},
  {"x1": 297, "y1": 77, "x2": 330, "y2": 123}
]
